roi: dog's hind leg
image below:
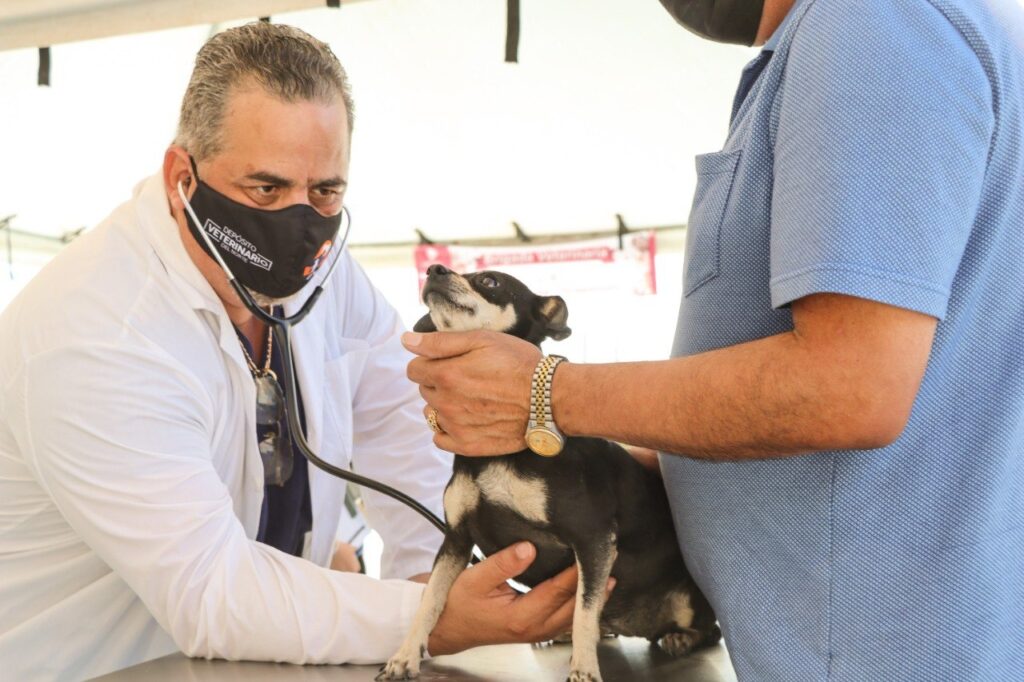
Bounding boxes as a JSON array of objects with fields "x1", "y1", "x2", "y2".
[
  {"x1": 656, "y1": 589, "x2": 722, "y2": 656},
  {"x1": 378, "y1": 533, "x2": 473, "y2": 680},
  {"x1": 567, "y1": 533, "x2": 616, "y2": 682}
]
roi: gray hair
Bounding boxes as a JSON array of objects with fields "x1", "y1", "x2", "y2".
[{"x1": 174, "y1": 22, "x2": 354, "y2": 160}]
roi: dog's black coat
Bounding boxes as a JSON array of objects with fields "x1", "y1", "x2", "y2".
[
  {"x1": 455, "y1": 440, "x2": 718, "y2": 642},
  {"x1": 381, "y1": 265, "x2": 719, "y2": 681}
]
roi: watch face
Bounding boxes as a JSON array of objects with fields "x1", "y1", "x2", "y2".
[{"x1": 526, "y1": 429, "x2": 563, "y2": 457}]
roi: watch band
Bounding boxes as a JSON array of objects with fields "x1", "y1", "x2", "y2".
[
  {"x1": 527, "y1": 354, "x2": 566, "y2": 455},
  {"x1": 531, "y1": 355, "x2": 565, "y2": 427}
]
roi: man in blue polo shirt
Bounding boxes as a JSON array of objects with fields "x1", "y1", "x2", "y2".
[
  {"x1": 657, "y1": 0, "x2": 1024, "y2": 679},
  {"x1": 401, "y1": 0, "x2": 1024, "y2": 679}
]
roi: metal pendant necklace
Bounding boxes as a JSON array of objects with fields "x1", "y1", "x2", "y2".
[
  {"x1": 239, "y1": 326, "x2": 294, "y2": 486},
  {"x1": 239, "y1": 325, "x2": 274, "y2": 379}
]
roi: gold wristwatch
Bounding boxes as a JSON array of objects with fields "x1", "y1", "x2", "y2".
[{"x1": 525, "y1": 355, "x2": 567, "y2": 456}]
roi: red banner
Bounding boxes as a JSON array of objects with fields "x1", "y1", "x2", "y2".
[{"x1": 414, "y1": 231, "x2": 657, "y2": 297}]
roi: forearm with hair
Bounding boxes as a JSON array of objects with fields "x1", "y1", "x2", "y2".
[{"x1": 551, "y1": 329, "x2": 897, "y2": 461}]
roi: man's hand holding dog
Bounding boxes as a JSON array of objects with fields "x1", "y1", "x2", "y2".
[
  {"x1": 427, "y1": 541, "x2": 599, "y2": 655},
  {"x1": 404, "y1": 330, "x2": 540, "y2": 456}
]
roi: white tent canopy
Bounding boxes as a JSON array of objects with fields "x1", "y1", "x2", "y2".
[
  {"x1": 0, "y1": 0, "x2": 347, "y2": 51},
  {"x1": 0, "y1": 0, "x2": 754, "y2": 247}
]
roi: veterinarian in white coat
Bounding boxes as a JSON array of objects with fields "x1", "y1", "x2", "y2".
[
  {"x1": 0, "y1": 170, "x2": 450, "y2": 679},
  {"x1": 0, "y1": 23, "x2": 578, "y2": 682}
]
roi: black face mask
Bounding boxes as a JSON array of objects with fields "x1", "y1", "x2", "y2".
[
  {"x1": 180, "y1": 158, "x2": 342, "y2": 300},
  {"x1": 658, "y1": 0, "x2": 766, "y2": 46}
]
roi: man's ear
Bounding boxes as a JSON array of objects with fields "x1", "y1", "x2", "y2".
[
  {"x1": 162, "y1": 145, "x2": 194, "y2": 213},
  {"x1": 413, "y1": 314, "x2": 437, "y2": 333},
  {"x1": 534, "y1": 296, "x2": 571, "y2": 341}
]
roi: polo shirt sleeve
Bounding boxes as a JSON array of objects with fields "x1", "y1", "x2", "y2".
[{"x1": 769, "y1": 0, "x2": 994, "y2": 319}]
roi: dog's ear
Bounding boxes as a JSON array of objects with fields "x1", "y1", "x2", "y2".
[
  {"x1": 534, "y1": 296, "x2": 571, "y2": 341},
  {"x1": 413, "y1": 314, "x2": 437, "y2": 333}
]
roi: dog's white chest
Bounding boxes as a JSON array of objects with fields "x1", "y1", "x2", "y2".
[{"x1": 444, "y1": 463, "x2": 549, "y2": 527}]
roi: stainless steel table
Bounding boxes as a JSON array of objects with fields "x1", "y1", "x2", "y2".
[{"x1": 93, "y1": 638, "x2": 737, "y2": 681}]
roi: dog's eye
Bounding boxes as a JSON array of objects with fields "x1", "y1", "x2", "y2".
[{"x1": 479, "y1": 275, "x2": 499, "y2": 288}]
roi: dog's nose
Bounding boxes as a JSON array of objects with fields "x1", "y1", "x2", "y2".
[{"x1": 427, "y1": 264, "x2": 450, "y2": 277}]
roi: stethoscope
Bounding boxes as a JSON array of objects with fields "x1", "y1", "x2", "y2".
[{"x1": 177, "y1": 179, "x2": 447, "y2": 535}]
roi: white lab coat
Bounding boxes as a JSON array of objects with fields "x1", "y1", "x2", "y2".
[{"x1": 0, "y1": 173, "x2": 451, "y2": 681}]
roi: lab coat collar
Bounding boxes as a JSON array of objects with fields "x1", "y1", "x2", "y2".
[
  {"x1": 133, "y1": 173, "x2": 265, "y2": 511},
  {"x1": 133, "y1": 172, "x2": 225, "y2": 315},
  {"x1": 132, "y1": 172, "x2": 254, "y2": 373}
]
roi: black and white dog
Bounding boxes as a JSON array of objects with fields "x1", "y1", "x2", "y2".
[{"x1": 379, "y1": 265, "x2": 719, "y2": 682}]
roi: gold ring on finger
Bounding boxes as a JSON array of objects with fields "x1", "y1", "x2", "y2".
[{"x1": 426, "y1": 408, "x2": 443, "y2": 434}]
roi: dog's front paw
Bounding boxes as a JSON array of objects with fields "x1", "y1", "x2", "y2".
[
  {"x1": 375, "y1": 651, "x2": 422, "y2": 680},
  {"x1": 657, "y1": 629, "x2": 701, "y2": 657},
  {"x1": 566, "y1": 670, "x2": 601, "y2": 682}
]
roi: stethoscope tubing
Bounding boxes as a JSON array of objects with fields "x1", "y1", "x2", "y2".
[{"x1": 271, "y1": 316, "x2": 447, "y2": 535}]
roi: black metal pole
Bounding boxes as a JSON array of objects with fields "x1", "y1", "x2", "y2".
[{"x1": 505, "y1": 0, "x2": 520, "y2": 63}]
